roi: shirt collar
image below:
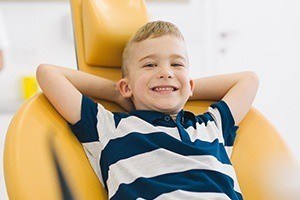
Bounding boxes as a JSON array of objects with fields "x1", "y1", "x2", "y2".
[{"x1": 129, "y1": 109, "x2": 184, "y2": 124}]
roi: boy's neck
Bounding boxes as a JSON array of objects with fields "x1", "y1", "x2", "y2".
[{"x1": 170, "y1": 113, "x2": 177, "y2": 121}]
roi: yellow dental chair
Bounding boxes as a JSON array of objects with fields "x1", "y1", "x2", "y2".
[{"x1": 3, "y1": 0, "x2": 298, "y2": 199}]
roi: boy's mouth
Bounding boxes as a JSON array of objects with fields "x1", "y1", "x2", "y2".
[{"x1": 150, "y1": 85, "x2": 179, "y2": 92}]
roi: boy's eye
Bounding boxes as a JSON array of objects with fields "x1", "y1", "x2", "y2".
[
  {"x1": 144, "y1": 63, "x2": 156, "y2": 68},
  {"x1": 171, "y1": 63, "x2": 184, "y2": 67}
]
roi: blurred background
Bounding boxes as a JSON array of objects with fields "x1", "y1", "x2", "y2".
[{"x1": 0, "y1": 0, "x2": 299, "y2": 199}]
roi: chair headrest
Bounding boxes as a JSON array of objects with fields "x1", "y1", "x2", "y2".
[{"x1": 82, "y1": 0, "x2": 149, "y2": 67}]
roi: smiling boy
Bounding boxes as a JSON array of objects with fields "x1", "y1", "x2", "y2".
[
  {"x1": 118, "y1": 33, "x2": 193, "y2": 115},
  {"x1": 36, "y1": 21, "x2": 259, "y2": 199}
]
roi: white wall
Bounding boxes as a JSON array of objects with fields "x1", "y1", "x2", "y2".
[
  {"x1": 0, "y1": 1, "x2": 76, "y2": 112},
  {"x1": 213, "y1": 0, "x2": 300, "y2": 161}
]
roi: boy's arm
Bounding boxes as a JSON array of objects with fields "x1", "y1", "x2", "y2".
[
  {"x1": 189, "y1": 71, "x2": 259, "y2": 126},
  {"x1": 36, "y1": 63, "x2": 128, "y2": 125}
]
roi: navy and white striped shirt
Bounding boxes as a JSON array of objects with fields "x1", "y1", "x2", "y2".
[{"x1": 68, "y1": 95, "x2": 243, "y2": 200}]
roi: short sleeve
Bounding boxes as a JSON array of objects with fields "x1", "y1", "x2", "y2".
[
  {"x1": 207, "y1": 100, "x2": 239, "y2": 147},
  {"x1": 67, "y1": 94, "x2": 99, "y2": 143},
  {"x1": 67, "y1": 94, "x2": 116, "y2": 158},
  {"x1": 67, "y1": 94, "x2": 109, "y2": 186}
]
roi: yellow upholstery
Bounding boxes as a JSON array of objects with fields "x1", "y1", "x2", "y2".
[
  {"x1": 4, "y1": 0, "x2": 297, "y2": 199},
  {"x1": 72, "y1": 0, "x2": 148, "y2": 81},
  {"x1": 4, "y1": 93, "x2": 107, "y2": 200}
]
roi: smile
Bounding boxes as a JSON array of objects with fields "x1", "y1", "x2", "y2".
[{"x1": 150, "y1": 86, "x2": 179, "y2": 92}]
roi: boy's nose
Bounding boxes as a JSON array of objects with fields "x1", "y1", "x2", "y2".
[{"x1": 157, "y1": 66, "x2": 174, "y2": 79}]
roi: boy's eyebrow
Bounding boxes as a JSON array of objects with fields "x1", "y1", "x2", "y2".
[
  {"x1": 138, "y1": 54, "x2": 157, "y2": 62},
  {"x1": 138, "y1": 54, "x2": 186, "y2": 62}
]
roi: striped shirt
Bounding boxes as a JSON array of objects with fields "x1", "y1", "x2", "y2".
[{"x1": 68, "y1": 95, "x2": 243, "y2": 200}]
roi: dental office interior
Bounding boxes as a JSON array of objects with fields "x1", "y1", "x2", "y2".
[{"x1": 1, "y1": 0, "x2": 300, "y2": 199}]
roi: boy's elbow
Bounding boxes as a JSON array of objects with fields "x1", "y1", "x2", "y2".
[
  {"x1": 36, "y1": 63, "x2": 46, "y2": 74},
  {"x1": 245, "y1": 71, "x2": 260, "y2": 93},
  {"x1": 245, "y1": 71, "x2": 260, "y2": 84},
  {"x1": 36, "y1": 63, "x2": 53, "y2": 77},
  {"x1": 36, "y1": 63, "x2": 55, "y2": 86},
  {"x1": 37, "y1": 63, "x2": 50, "y2": 72},
  {"x1": 36, "y1": 64, "x2": 46, "y2": 81}
]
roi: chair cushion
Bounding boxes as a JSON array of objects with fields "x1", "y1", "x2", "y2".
[{"x1": 82, "y1": 0, "x2": 148, "y2": 67}]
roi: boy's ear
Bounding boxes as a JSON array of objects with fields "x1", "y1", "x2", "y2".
[
  {"x1": 189, "y1": 78, "x2": 195, "y2": 97},
  {"x1": 117, "y1": 78, "x2": 133, "y2": 98}
]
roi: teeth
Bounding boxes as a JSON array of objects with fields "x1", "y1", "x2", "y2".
[{"x1": 153, "y1": 87, "x2": 175, "y2": 91}]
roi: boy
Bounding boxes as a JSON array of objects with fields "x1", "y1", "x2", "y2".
[{"x1": 36, "y1": 21, "x2": 259, "y2": 199}]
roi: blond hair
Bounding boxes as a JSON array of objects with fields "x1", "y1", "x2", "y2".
[{"x1": 121, "y1": 20, "x2": 185, "y2": 77}]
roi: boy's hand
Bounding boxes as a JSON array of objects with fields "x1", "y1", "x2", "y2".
[
  {"x1": 116, "y1": 94, "x2": 135, "y2": 112},
  {"x1": 190, "y1": 71, "x2": 259, "y2": 125},
  {"x1": 37, "y1": 64, "x2": 136, "y2": 124}
]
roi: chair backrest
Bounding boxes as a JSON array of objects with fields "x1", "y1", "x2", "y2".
[
  {"x1": 70, "y1": 0, "x2": 148, "y2": 81},
  {"x1": 4, "y1": 93, "x2": 108, "y2": 200},
  {"x1": 4, "y1": 0, "x2": 297, "y2": 199}
]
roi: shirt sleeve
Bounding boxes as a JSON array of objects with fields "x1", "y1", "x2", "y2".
[
  {"x1": 67, "y1": 94, "x2": 113, "y2": 186},
  {"x1": 67, "y1": 94, "x2": 116, "y2": 158},
  {"x1": 207, "y1": 100, "x2": 239, "y2": 147},
  {"x1": 67, "y1": 94, "x2": 99, "y2": 143}
]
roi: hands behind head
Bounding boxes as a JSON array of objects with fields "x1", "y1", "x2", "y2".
[{"x1": 116, "y1": 93, "x2": 135, "y2": 112}]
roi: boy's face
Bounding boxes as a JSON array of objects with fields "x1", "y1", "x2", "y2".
[{"x1": 118, "y1": 35, "x2": 194, "y2": 115}]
